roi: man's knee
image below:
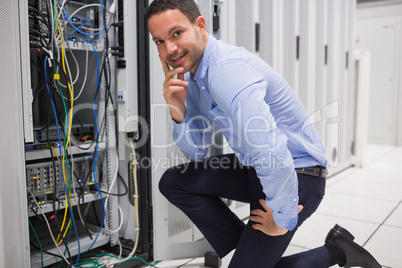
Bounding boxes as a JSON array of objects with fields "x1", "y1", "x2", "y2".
[{"x1": 158, "y1": 167, "x2": 181, "y2": 198}]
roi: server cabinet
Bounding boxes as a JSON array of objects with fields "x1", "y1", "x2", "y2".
[
  {"x1": 283, "y1": 0, "x2": 300, "y2": 95},
  {"x1": 258, "y1": 0, "x2": 357, "y2": 175},
  {"x1": 219, "y1": 0, "x2": 236, "y2": 46},
  {"x1": 314, "y1": 0, "x2": 329, "y2": 142},
  {"x1": 235, "y1": 0, "x2": 259, "y2": 55},
  {"x1": 2, "y1": 0, "x2": 153, "y2": 267},
  {"x1": 299, "y1": 0, "x2": 317, "y2": 113},
  {"x1": 326, "y1": 0, "x2": 343, "y2": 170},
  {"x1": 325, "y1": 0, "x2": 356, "y2": 172}
]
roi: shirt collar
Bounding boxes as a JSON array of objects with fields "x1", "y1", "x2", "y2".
[{"x1": 193, "y1": 35, "x2": 216, "y2": 81}]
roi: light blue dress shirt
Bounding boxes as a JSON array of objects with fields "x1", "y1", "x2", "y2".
[{"x1": 172, "y1": 35, "x2": 327, "y2": 231}]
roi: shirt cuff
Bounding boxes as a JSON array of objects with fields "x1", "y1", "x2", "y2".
[
  {"x1": 172, "y1": 119, "x2": 190, "y2": 147},
  {"x1": 270, "y1": 196, "x2": 299, "y2": 231}
]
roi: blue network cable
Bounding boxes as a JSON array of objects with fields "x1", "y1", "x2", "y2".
[
  {"x1": 57, "y1": 20, "x2": 89, "y2": 47},
  {"x1": 81, "y1": 39, "x2": 106, "y2": 255},
  {"x1": 67, "y1": 19, "x2": 88, "y2": 39},
  {"x1": 44, "y1": 56, "x2": 81, "y2": 267},
  {"x1": 60, "y1": 0, "x2": 105, "y2": 37}
]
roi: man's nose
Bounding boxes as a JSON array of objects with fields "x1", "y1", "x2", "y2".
[{"x1": 166, "y1": 41, "x2": 178, "y2": 54}]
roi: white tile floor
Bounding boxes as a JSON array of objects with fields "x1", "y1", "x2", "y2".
[{"x1": 148, "y1": 145, "x2": 402, "y2": 268}]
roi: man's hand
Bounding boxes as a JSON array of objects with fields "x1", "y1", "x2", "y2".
[
  {"x1": 160, "y1": 56, "x2": 189, "y2": 123},
  {"x1": 249, "y1": 199, "x2": 303, "y2": 236}
]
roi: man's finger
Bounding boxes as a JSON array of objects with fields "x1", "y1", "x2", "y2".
[
  {"x1": 168, "y1": 67, "x2": 184, "y2": 78},
  {"x1": 159, "y1": 55, "x2": 170, "y2": 76},
  {"x1": 164, "y1": 67, "x2": 185, "y2": 82},
  {"x1": 159, "y1": 55, "x2": 186, "y2": 79},
  {"x1": 177, "y1": 73, "x2": 185, "y2": 81},
  {"x1": 250, "y1": 209, "x2": 266, "y2": 218},
  {"x1": 252, "y1": 224, "x2": 263, "y2": 232},
  {"x1": 166, "y1": 78, "x2": 188, "y2": 87},
  {"x1": 163, "y1": 86, "x2": 186, "y2": 94},
  {"x1": 249, "y1": 215, "x2": 264, "y2": 224},
  {"x1": 297, "y1": 205, "x2": 303, "y2": 214},
  {"x1": 259, "y1": 199, "x2": 272, "y2": 213}
]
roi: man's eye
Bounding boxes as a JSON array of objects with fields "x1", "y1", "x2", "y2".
[
  {"x1": 155, "y1": 40, "x2": 163, "y2": 45},
  {"x1": 173, "y1": 31, "x2": 181, "y2": 37}
]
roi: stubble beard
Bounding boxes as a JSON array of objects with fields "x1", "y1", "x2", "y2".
[
  {"x1": 186, "y1": 32, "x2": 205, "y2": 74},
  {"x1": 171, "y1": 29, "x2": 205, "y2": 74}
]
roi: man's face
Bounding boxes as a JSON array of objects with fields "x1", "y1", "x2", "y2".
[{"x1": 148, "y1": 9, "x2": 206, "y2": 74}]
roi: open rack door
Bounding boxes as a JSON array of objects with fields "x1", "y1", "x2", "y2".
[
  {"x1": 148, "y1": 0, "x2": 217, "y2": 261},
  {"x1": 0, "y1": 0, "x2": 31, "y2": 266}
]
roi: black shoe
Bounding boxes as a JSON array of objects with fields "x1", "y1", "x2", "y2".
[{"x1": 325, "y1": 224, "x2": 381, "y2": 268}]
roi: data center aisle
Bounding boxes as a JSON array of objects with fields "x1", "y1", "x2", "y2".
[{"x1": 149, "y1": 145, "x2": 402, "y2": 268}]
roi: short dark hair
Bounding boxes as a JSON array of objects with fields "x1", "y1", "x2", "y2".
[{"x1": 146, "y1": 0, "x2": 201, "y2": 23}]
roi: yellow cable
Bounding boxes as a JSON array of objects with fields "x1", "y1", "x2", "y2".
[
  {"x1": 52, "y1": 5, "x2": 70, "y2": 240},
  {"x1": 50, "y1": 145, "x2": 60, "y2": 162},
  {"x1": 53, "y1": 23, "x2": 70, "y2": 242},
  {"x1": 50, "y1": 3, "x2": 70, "y2": 245},
  {"x1": 50, "y1": 145, "x2": 71, "y2": 245},
  {"x1": 57, "y1": 11, "x2": 74, "y2": 187},
  {"x1": 58, "y1": 222, "x2": 71, "y2": 245},
  {"x1": 53, "y1": 13, "x2": 75, "y2": 243}
]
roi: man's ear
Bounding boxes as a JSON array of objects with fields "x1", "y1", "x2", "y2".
[{"x1": 195, "y1": 16, "x2": 207, "y2": 35}]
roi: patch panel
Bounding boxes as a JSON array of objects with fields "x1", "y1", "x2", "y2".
[
  {"x1": 26, "y1": 155, "x2": 100, "y2": 199},
  {"x1": 34, "y1": 124, "x2": 94, "y2": 143}
]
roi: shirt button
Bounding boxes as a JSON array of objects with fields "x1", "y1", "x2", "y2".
[
  {"x1": 202, "y1": 86, "x2": 205, "y2": 90},
  {"x1": 185, "y1": 130, "x2": 189, "y2": 133},
  {"x1": 292, "y1": 215, "x2": 296, "y2": 218},
  {"x1": 293, "y1": 198, "x2": 297, "y2": 202}
]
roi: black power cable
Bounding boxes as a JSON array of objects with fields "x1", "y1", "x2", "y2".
[{"x1": 97, "y1": 171, "x2": 129, "y2": 197}]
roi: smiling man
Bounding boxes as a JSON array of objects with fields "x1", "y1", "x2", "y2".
[{"x1": 147, "y1": 1, "x2": 381, "y2": 267}]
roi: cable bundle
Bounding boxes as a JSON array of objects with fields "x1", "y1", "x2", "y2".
[{"x1": 27, "y1": 1, "x2": 141, "y2": 267}]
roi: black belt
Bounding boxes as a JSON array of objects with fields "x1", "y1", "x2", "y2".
[{"x1": 295, "y1": 166, "x2": 327, "y2": 178}]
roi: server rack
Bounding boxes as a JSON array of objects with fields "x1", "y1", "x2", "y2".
[
  {"x1": 257, "y1": 0, "x2": 357, "y2": 174},
  {"x1": 3, "y1": 0, "x2": 154, "y2": 267}
]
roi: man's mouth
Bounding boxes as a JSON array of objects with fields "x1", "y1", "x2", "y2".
[{"x1": 171, "y1": 52, "x2": 187, "y2": 64}]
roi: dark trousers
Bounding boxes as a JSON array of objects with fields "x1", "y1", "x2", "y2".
[{"x1": 159, "y1": 154, "x2": 330, "y2": 268}]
